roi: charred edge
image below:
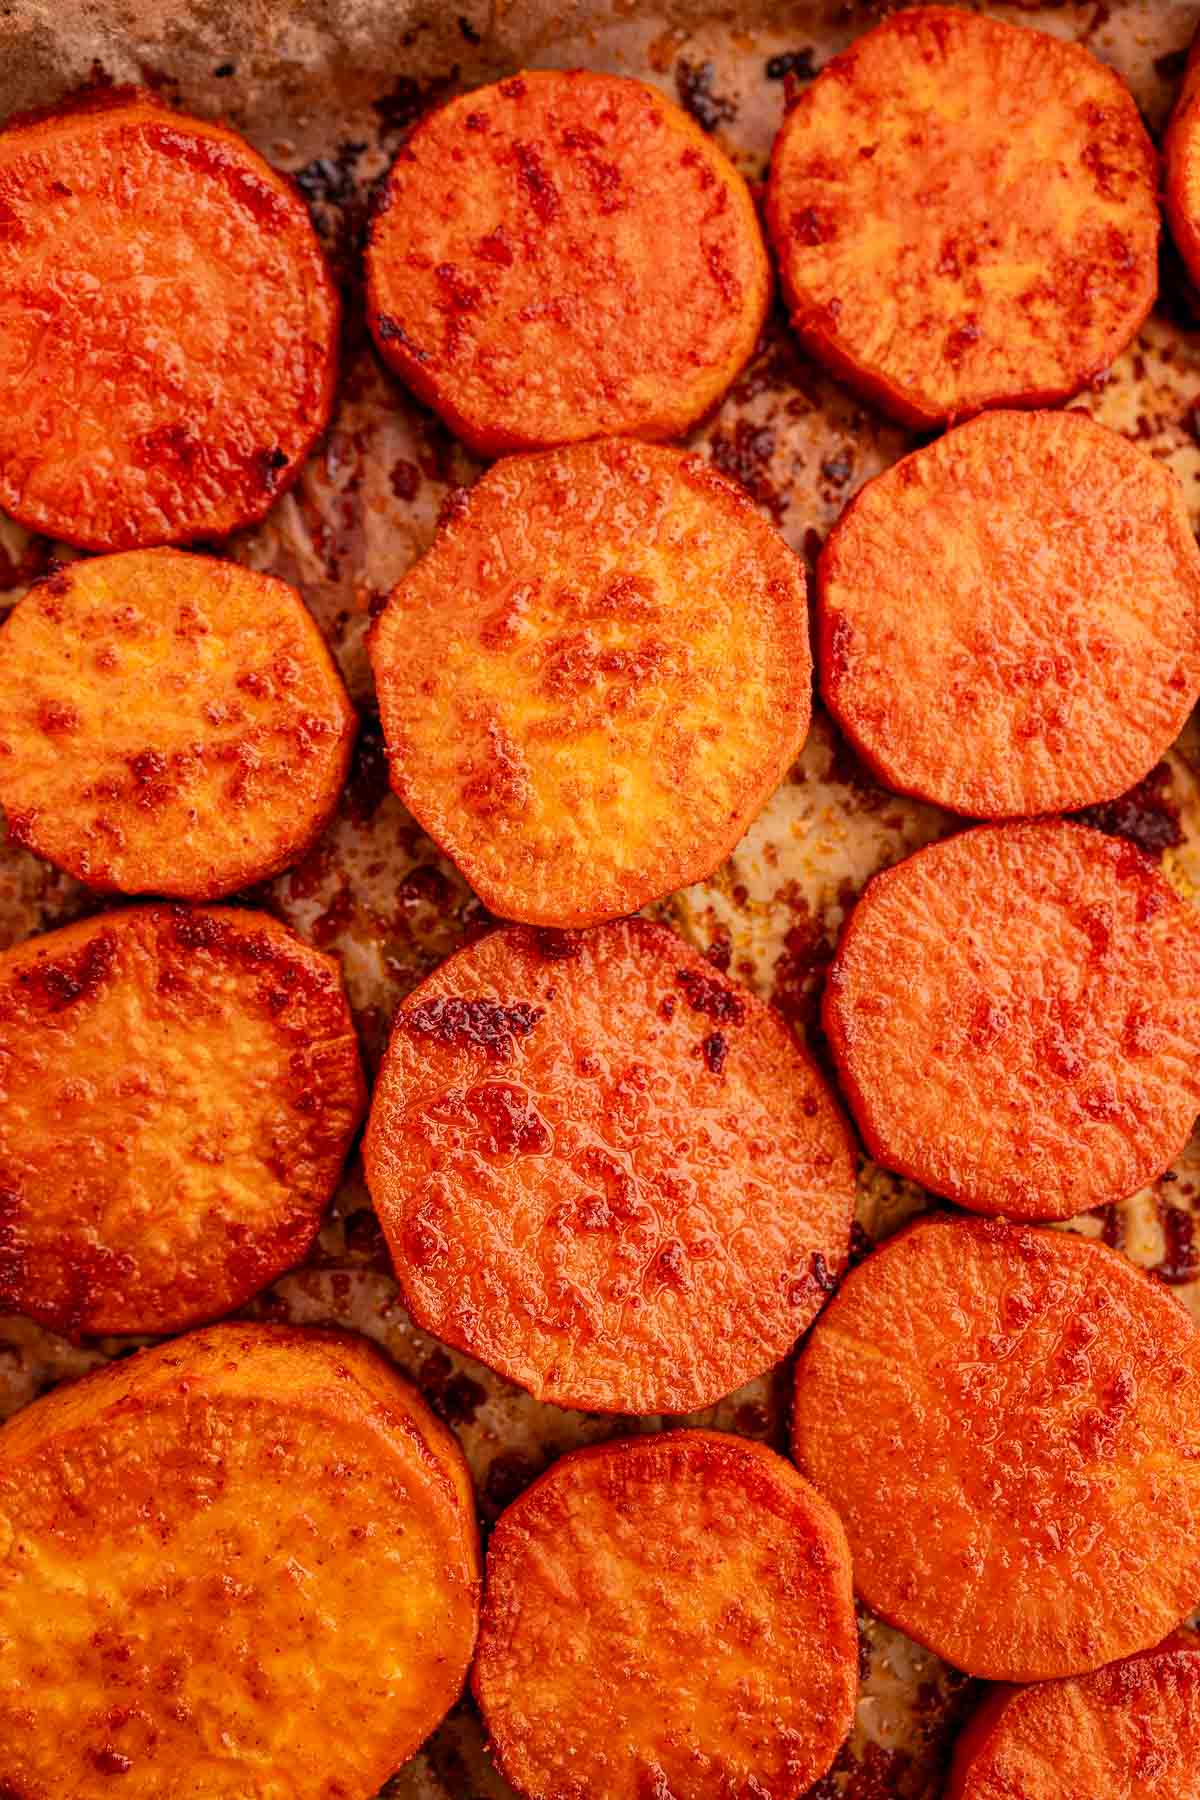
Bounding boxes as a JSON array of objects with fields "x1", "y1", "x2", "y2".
[{"x1": 375, "y1": 315, "x2": 431, "y2": 364}]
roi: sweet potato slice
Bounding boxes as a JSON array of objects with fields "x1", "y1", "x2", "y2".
[
  {"x1": 819, "y1": 411, "x2": 1200, "y2": 817},
  {"x1": 946, "y1": 1637, "x2": 1200, "y2": 1799},
  {"x1": 365, "y1": 69, "x2": 770, "y2": 455},
  {"x1": 364, "y1": 918, "x2": 855, "y2": 1414},
  {"x1": 793, "y1": 1216, "x2": 1200, "y2": 1681},
  {"x1": 0, "y1": 87, "x2": 338, "y2": 550},
  {"x1": 766, "y1": 7, "x2": 1158, "y2": 429},
  {"x1": 823, "y1": 820, "x2": 1200, "y2": 1221},
  {"x1": 0, "y1": 905, "x2": 365, "y2": 1336},
  {"x1": 0, "y1": 550, "x2": 356, "y2": 899},
  {"x1": 1166, "y1": 33, "x2": 1200, "y2": 291},
  {"x1": 473, "y1": 1429, "x2": 857, "y2": 1799},
  {"x1": 369, "y1": 439, "x2": 810, "y2": 927},
  {"x1": 0, "y1": 1321, "x2": 480, "y2": 1799}
]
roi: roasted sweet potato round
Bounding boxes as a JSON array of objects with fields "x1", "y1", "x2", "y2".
[
  {"x1": 0, "y1": 550, "x2": 356, "y2": 899},
  {"x1": 364, "y1": 918, "x2": 856, "y2": 1414},
  {"x1": 365, "y1": 69, "x2": 770, "y2": 455},
  {"x1": 1166, "y1": 34, "x2": 1200, "y2": 291},
  {"x1": 0, "y1": 905, "x2": 365, "y2": 1336},
  {"x1": 0, "y1": 88, "x2": 338, "y2": 550},
  {"x1": 766, "y1": 7, "x2": 1158, "y2": 429},
  {"x1": 0, "y1": 1322, "x2": 480, "y2": 1799},
  {"x1": 946, "y1": 1636, "x2": 1200, "y2": 1799},
  {"x1": 473, "y1": 1430, "x2": 857, "y2": 1799},
  {"x1": 793, "y1": 1216, "x2": 1200, "y2": 1681},
  {"x1": 369, "y1": 439, "x2": 810, "y2": 927},
  {"x1": 819, "y1": 411, "x2": 1200, "y2": 817},
  {"x1": 824, "y1": 821, "x2": 1200, "y2": 1221}
]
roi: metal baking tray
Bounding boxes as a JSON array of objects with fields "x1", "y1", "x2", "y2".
[{"x1": 2, "y1": 1, "x2": 1199, "y2": 1792}]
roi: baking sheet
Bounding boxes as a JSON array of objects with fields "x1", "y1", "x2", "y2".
[{"x1": 3, "y1": 1, "x2": 1200, "y2": 1793}]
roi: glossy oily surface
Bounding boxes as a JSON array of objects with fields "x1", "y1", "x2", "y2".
[
  {"x1": 365, "y1": 69, "x2": 769, "y2": 454},
  {"x1": 945, "y1": 1638, "x2": 1200, "y2": 1798},
  {"x1": 0, "y1": 906, "x2": 365, "y2": 1335},
  {"x1": 369, "y1": 439, "x2": 810, "y2": 927},
  {"x1": 793, "y1": 1218, "x2": 1200, "y2": 1681},
  {"x1": 767, "y1": 7, "x2": 1158, "y2": 428},
  {"x1": 0, "y1": 89, "x2": 338, "y2": 549},
  {"x1": 824, "y1": 821, "x2": 1200, "y2": 1220},
  {"x1": 819, "y1": 411, "x2": 1200, "y2": 817},
  {"x1": 0, "y1": 1323, "x2": 481, "y2": 1799},
  {"x1": 0, "y1": 550, "x2": 356, "y2": 898},
  {"x1": 473, "y1": 1430, "x2": 857, "y2": 1800},
  {"x1": 364, "y1": 919, "x2": 856, "y2": 1413}
]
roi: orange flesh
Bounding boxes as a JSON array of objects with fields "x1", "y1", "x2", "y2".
[
  {"x1": 946, "y1": 1640, "x2": 1200, "y2": 1798},
  {"x1": 793, "y1": 1216, "x2": 1200, "y2": 1681},
  {"x1": 767, "y1": 6, "x2": 1158, "y2": 429},
  {"x1": 823, "y1": 820, "x2": 1200, "y2": 1220},
  {"x1": 0, "y1": 88, "x2": 338, "y2": 550},
  {"x1": 819, "y1": 410, "x2": 1200, "y2": 817},
  {"x1": 473, "y1": 1430, "x2": 857, "y2": 1800},
  {"x1": 366, "y1": 68, "x2": 770, "y2": 454},
  {"x1": 0, "y1": 906, "x2": 365, "y2": 1336},
  {"x1": 0, "y1": 550, "x2": 356, "y2": 899},
  {"x1": 0, "y1": 1323, "x2": 480, "y2": 1799},
  {"x1": 1165, "y1": 32, "x2": 1200, "y2": 291},
  {"x1": 364, "y1": 918, "x2": 856, "y2": 1414},
  {"x1": 369, "y1": 438, "x2": 811, "y2": 928}
]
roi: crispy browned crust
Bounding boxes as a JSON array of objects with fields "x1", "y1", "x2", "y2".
[
  {"x1": 945, "y1": 1638, "x2": 1200, "y2": 1797},
  {"x1": 766, "y1": 7, "x2": 1158, "y2": 429},
  {"x1": 817, "y1": 411, "x2": 1200, "y2": 817},
  {"x1": 0, "y1": 905, "x2": 366, "y2": 1335},
  {"x1": 824, "y1": 821, "x2": 1200, "y2": 1220},
  {"x1": 0, "y1": 550, "x2": 357, "y2": 899},
  {"x1": 0, "y1": 89, "x2": 338, "y2": 550},
  {"x1": 369, "y1": 438, "x2": 811, "y2": 927},
  {"x1": 365, "y1": 68, "x2": 770, "y2": 455},
  {"x1": 1165, "y1": 29, "x2": 1200, "y2": 289},
  {"x1": 473, "y1": 1429, "x2": 857, "y2": 1799},
  {"x1": 793, "y1": 1217, "x2": 1200, "y2": 1681},
  {"x1": 0, "y1": 1321, "x2": 481, "y2": 1798},
  {"x1": 363, "y1": 916, "x2": 855, "y2": 1414}
]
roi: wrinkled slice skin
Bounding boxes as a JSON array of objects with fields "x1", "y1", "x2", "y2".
[
  {"x1": 473, "y1": 1430, "x2": 857, "y2": 1800},
  {"x1": 369, "y1": 439, "x2": 811, "y2": 927},
  {"x1": 364, "y1": 918, "x2": 855, "y2": 1413},
  {"x1": 767, "y1": 7, "x2": 1158, "y2": 429},
  {"x1": 365, "y1": 69, "x2": 770, "y2": 454},
  {"x1": 823, "y1": 820, "x2": 1200, "y2": 1220},
  {"x1": 0, "y1": 906, "x2": 365, "y2": 1335},
  {"x1": 0, "y1": 550, "x2": 356, "y2": 898},
  {"x1": 1166, "y1": 30, "x2": 1200, "y2": 291},
  {"x1": 793, "y1": 1217, "x2": 1200, "y2": 1682},
  {"x1": 0, "y1": 1323, "x2": 481, "y2": 1800},
  {"x1": 819, "y1": 411, "x2": 1200, "y2": 817},
  {"x1": 945, "y1": 1637, "x2": 1200, "y2": 1798},
  {"x1": 0, "y1": 87, "x2": 338, "y2": 550}
]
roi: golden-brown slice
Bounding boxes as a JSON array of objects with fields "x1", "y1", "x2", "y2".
[
  {"x1": 0, "y1": 906, "x2": 365, "y2": 1336},
  {"x1": 0, "y1": 550, "x2": 356, "y2": 899},
  {"x1": 0, "y1": 1322, "x2": 480, "y2": 1799},
  {"x1": 793, "y1": 1216, "x2": 1200, "y2": 1682},
  {"x1": 1166, "y1": 31, "x2": 1200, "y2": 291},
  {"x1": 0, "y1": 87, "x2": 338, "y2": 550},
  {"x1": 766, "y1": 7, "x2": 1157, "y2": 429},
  {"x1": 364, "y1": 918, "x2": 855, "y2": 1414},
  {"x1": 946, "y1": 1636, "x2": 1200, "y2": 1799},
  {"x1": 818, "y1": 411, "x2": 1200, "y2": 817},
  {"x1": 473, "y1": 1430, "x2": 857, "y2": 1799},
  {"x1": 365, "y1": 69, "x2": 770, "y2": 455},
  {"x1": 370, "y1": 439, "x2": 810, "y2": 927},
  {"x1": 823, "y1": 821, "x2": 1200, "y2": 1221}
]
